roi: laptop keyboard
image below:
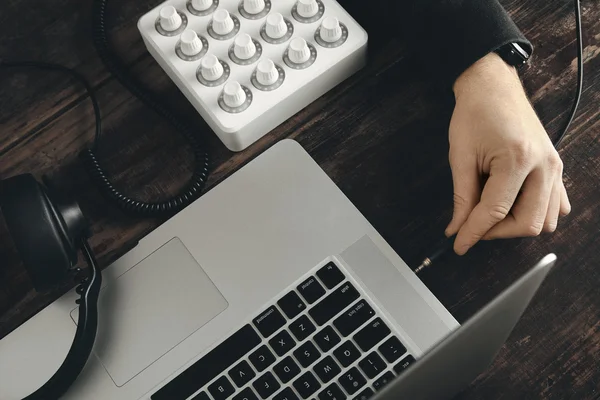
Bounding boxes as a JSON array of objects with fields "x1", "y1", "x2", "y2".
[{"x1": 151, "y1": 261, "x2": 415, "y2": 400}]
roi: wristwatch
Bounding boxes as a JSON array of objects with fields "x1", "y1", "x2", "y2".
[{"x1": 495, "y1": 42, "x2": 531, "y2": 67}]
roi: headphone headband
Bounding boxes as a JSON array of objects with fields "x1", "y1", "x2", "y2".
[{"x1": 0, "y1": 174, "x2": 102, "y2": 399}]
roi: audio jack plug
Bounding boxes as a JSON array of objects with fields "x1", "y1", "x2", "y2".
[{"x1": 414, "y1": 235, "x2": 456, "y2": 274}]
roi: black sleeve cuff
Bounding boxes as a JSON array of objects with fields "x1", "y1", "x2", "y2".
[{"x1": 401, "y1": 0, "x2": 533, "y2": 87}]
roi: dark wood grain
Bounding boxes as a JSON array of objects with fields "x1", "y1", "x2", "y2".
[{"x1": 1, "y1": 0, "x2": 599, "y2": 398}]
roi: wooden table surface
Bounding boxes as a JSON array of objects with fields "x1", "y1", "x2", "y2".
[{"x1": 1, "y1": 0, "x2": 599, "y2": 398}]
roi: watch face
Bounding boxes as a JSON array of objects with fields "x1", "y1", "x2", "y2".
[{"x1": 497, "y1": 43, "x2": 530, "y2": 66}]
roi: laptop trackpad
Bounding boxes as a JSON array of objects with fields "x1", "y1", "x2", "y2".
[{"x1": 71, "y1": 237, "x2": 228, "y2": 387}]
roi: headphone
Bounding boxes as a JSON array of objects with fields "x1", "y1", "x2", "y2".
[
  {"x1": 0, "y1": 174, "x2": 102, "y2": 400},
  {"x1": 0, "y1": 0, "x2": 211, "y2": 393},
  {"x1": 0, "y1": 0, "x2": 210, "y2": 391}
]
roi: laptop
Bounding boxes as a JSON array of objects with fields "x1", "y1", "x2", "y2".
[{"x1": 0, "y1": 139, "x2": 555, "y2": 400}]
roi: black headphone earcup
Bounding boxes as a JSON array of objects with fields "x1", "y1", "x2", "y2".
[{"x1": 0, "y1": 174, "x2": 84, "y2": 291}]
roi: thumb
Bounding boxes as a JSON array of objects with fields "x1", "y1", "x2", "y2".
[{"x1": 446, "y1": 156, "x2": 481, "y2": 237}]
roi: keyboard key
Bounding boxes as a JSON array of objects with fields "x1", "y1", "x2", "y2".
[
  {"x1": 191, "y1": 392, "x2": 210, "y2": 400},
  {"x1": 314, "y1": 356, "x2": 341, "y2": 383},
  {"x1": 274, "y1": 387, "x2": 300, "y2": 400},
  {"x1": 151, "y1": 324, "x2": 261, "y2": 400},
  {"x1": 372, "y1": 372, "x2": 394, "y2": 391},
  {"x1": 393, "y1": 355, "x2": 415, "y2": 374},
  {"x1": 317, "y1": 262, "x2": 345, "y2": 289},
  {"x1": 274, "y1": 356, "x2": 301, "y2": 383},
  {"x1": 253, "y1": 372, "x2": 281, "y2": 399},
  {"x1": 358, "y1": 352, "x2": 386, "y2": 379},
  {"x1": 294, "y1": 341, "x2": 321, "y2": 368},
  {"x1": 353, "y1": 388, "x2": 374, "y2": 400},
  {"x1": 318, "y1": 383, "x2": 346, "y2": 400},
  {"x1": 309, "y1": 283, "x2": 360, "y2": 326},
  {"x1": 333, "y1": 300, "x2": 374, "y2": 337},
  {"x1": 290, "y1": 315, "x2": 316, "y2": 341},
  {"x1": 228, "y1": 360, "x2": 256, "y2": 387},
  {"x1": 378, "y1": 336, "x2": 406, "y2": 363},
  {"x1": 333, "y1": 341, "x2": 360, "y2": 367},
  {"x1": 338, "y1": 367, "x2": 366, "y2": 395},
  {"x1": 249, "y1": 345, "x2": 276, "y2": 372},
  {"x1": 233, "y1": 387, "x2": 259, "y2": 400},
  {"x1": 353, "y1": 318, "x2": 390, "y2": 352},
  {"x1": 297, "y1": 276, "x2": 326, "y2": 304},
  {"x1": 208, "y1": 376, "x2": 235, "y2": 400},
  {"x1": 253, "y1": 306, "x2": 286, "y2": 338},
  {"x1": 269, "y1": 329, "x2": 296, "y2": 356},
  {"x1": 314, "y1": 326, "x2": 341, "y2": 352},
  {"x1": 278, "y1": 291, "x2": 306, "y2": 319},
  {"x1": 293, "y1": 371, "x2": 321, "y2": 399}
]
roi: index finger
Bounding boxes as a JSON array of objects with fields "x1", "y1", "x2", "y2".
[{"x1": 454, "y1": 166, "x2": 528, "y2": 255}]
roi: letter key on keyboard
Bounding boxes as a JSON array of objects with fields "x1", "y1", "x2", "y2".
[
  {"x1": 314, "y1": 326, "x2": 341, "y2": 352},
  {"x1": 273, "y1": 356, "x2": 301, "y2": 383},
  {"x1": 314, "y1": 356, "x2": 341, "y2": 383},
  {"x1": 229, "y1": 360, "x2": 256, "y2": 387},
  {"x1": 289, "y1": 315, "x2": 316, "y2": 341},
  {"x1": 253, "y1": 372, "x2": 281, "y2": 399},
  {"x1": 249, "y1": 345, "x2": 276, "y2": 372},
  {"x1": 208, "y1": 376, "x2": 235, "y2": 400},
  {"x1": 293, "y1": 371, "x2": 321, "y2": 399},
  {"x1": 294, "y1": 341, "x2": 321, "y2": 368},
  {"x1": 269, "y1": 330, "x2": 296, "y2": 356},
  {"x1": 333, "y1": 341, "x2": 360, "y2": 367}
]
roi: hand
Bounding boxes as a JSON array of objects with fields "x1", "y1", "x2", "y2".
[{"x1": 445, "y1": 52, "x2": 571, "y2": 255}]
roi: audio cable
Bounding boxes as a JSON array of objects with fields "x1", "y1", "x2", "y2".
[
  {"x1": 2, "y1": 0, "x2": 211, "y2": 218},
  {"x1": 83, "y1": 0, "x2": 210, "y2": 217},
  {"x1": 414, "y1": 235, "x2": 456, "y2": 274},
  {"x1": 414, "y1": 0, "x2": 583, "y2": 274},
  {"x1": 554, "y1": 0, "x2": 583, "y2": 148}
]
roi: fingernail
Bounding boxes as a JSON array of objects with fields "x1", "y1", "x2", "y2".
[{"x1": 457, "y1": 245, "x2": 470, "y2": 255}]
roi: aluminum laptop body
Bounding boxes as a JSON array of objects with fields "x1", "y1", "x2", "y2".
[
  {"x1": 374, "y1": 253, "x2": 556, "y2": 400},
  {"x1": 0, "y1": 139, "x2": 552, "y2": 400}
]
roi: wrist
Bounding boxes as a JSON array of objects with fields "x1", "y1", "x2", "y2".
[{"x1": 453, "y1": 52, "x2": 521, "y2": 99}]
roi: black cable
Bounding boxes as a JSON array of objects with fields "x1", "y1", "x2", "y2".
[
  {"x1": 415, "y1": 0, "x2": 584, "y2": 274},
  {"x1": 81, "y1": 0, "x2": 210, "y2": 217},
  {"x1": 2, "y1": 0, "x2": 211, "y2": 217},
  {"x1": 554, "y1": 0, "x2": 583, "y2": 148}
]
